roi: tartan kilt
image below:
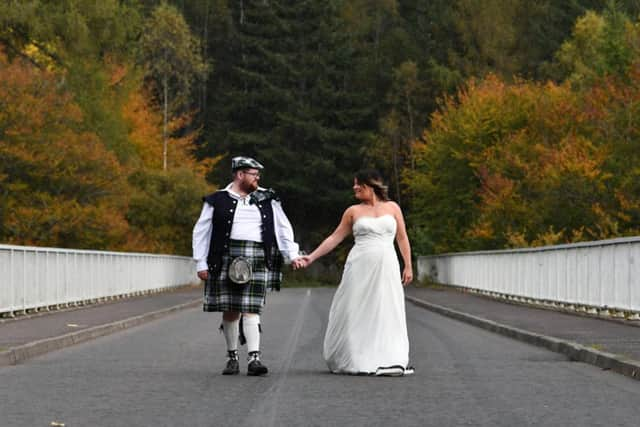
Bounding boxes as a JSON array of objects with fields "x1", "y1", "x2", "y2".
[{"x1": 204, "y1": 239, "x2": 283, "y2": 314}]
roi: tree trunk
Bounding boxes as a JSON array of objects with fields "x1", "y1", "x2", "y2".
[
  {"x1": 407, "y1": 93, "x2": 415, "y2": 170},
  {"x1": 201, "y1": 0, "x2": 209, "y2": 122},
  {"x1": 163, "y1": 75, "x2": 168, "y2": 171},
  {"x1": 393, "y1": 136, "x2": 401, "y2": 204},
  {"x1": 374, "y1": 8, "x2": 381, "y2": 64}
]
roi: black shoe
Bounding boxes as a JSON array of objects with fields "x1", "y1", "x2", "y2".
[
  {"x1": 247, "y1": 351, "x2": 268, "y2": 376},
  {"x1": 222, "y1": 351, "x2": 240, "y2": 375}
]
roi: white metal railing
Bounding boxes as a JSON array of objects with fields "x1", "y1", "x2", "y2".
[
  {"x1": 0, "y1": 244, "x2": 198, "y2": 316},
  {"x1": 417, "y1": 236, "x2": 640, "y2": 318}
]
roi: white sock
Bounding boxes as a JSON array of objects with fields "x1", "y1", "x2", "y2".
[
  {"x1": 222, "y1": 318, "x2": 239, "y2": 352},
  {"x1": 242, "y1": 314, "x2": 260, "y2": 354}
]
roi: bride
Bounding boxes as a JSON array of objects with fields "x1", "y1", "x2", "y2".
[{"x1": 298, "y1": 170, "x2": 413, "y2": 376}]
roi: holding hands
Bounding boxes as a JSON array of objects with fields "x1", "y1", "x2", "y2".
[{"x1": 291, "y1": 255, "x2": 312, "y2": 270}]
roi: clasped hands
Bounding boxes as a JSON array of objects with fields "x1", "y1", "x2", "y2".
[
  {"x1": 198, "y1": 257, "x2": 311, "y2": 278},
  {"x1": 291, "y1": 256, "x2": 312, "y2": 270}
]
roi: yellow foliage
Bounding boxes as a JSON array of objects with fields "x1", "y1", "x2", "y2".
[
  {"x1": 0, "y1": 49, "x2": 217, "y2": 253},
  {"x1": 407, "y1": 67, "x2": 640, "y2": 253},
  {"x1": 504, "y1": 229, "x2": 529, "y2": 248},
  {"x1": 531, "y1": 226, "x2": 565, "y2": 247},
  {"x1": 22, "y1": 42, "x2": 59, "y2": 72}
]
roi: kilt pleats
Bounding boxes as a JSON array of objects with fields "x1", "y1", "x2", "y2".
[{"x1": 204, "y1": 239, "x2": 282, "y2": 313}]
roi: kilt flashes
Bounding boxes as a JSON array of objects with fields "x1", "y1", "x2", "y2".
[{"x1": 204, "y1": 239, "x2": 282, "y2": 314}]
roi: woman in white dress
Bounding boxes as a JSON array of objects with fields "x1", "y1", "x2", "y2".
[{"x1": 299, "y1": 170, "x2": 413, "y2": 376}]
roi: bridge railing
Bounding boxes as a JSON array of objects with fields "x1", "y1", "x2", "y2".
[
  {"x1": 0, "y1": 244, "x2": 197, "y2": 316},
  {"x1": 416, "y1": 236, "x2": 640, "y2": 318}
]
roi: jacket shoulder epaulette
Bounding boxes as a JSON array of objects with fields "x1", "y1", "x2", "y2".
[{"x1": 250, "y1": 188, "x2": 279, "y2": 205}]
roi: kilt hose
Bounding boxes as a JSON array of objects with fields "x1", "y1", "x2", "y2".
[{"x1": 204, "y1": 239, "x2": 283, "y2": 314}]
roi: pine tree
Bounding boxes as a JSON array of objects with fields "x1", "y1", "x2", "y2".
[{"x1": 203, "y1": 0, "x2": 375, "y2": 239}]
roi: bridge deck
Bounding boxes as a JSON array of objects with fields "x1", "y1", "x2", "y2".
[{"x1": 1, "y1": 287, "x2": 639, "y2": 426}]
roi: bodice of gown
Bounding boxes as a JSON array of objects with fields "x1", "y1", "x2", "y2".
[{"x1": 352, "y1": 214, "x2": 396, "y2": 247}]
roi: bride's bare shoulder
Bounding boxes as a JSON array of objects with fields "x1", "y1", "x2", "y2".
[
  {"x1": 383, "y1": 200, "x2": 401, "y2": 212},
  {"x1": 343, "y1": 205, "x2": 361, "y2": 219}
]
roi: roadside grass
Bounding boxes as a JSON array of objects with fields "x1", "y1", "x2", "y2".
[
  {"x1": 587, "y1": 343, "x2": 605, "y2": 351},
  {"x1": 414, "y1": 276, "x2": 449, "y2": 290}
]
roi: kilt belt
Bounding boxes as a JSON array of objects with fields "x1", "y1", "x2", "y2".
[{"x1": 204, "y1": 239, "x2": 283, "y2": 314}]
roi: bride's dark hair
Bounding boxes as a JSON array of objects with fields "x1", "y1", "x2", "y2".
[{"x1": 355, "y1": 169, "x2": 390, "y2": 201}]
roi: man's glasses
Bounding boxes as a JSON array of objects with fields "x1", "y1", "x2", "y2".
[{"x1": 242, "y1": 171, "x2": 261, "y2": 178}]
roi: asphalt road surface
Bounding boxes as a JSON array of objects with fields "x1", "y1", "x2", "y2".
[{"x1": 1, "y1": 288, "x2": 638, "y2": 426}]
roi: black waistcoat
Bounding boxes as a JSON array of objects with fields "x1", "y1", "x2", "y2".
[{"x1": 203, "y1": 191, "x2": 277, "y2": 275}]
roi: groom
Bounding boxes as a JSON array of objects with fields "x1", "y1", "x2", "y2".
[{"x1": 192, "y1": 156, "x2": 304, "y2": 375}]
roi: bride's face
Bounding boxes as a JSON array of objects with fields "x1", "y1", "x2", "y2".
[{"x1": 353, "y1": 178, "x2": 372, "y2": 201}]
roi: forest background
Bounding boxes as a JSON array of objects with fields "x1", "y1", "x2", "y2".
[{"x1": 2, "y1": 0, "x2": 640, "y2": 272}]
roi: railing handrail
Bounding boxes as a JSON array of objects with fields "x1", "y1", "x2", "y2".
[
  {"x1": 0, "y1": 243, "x2": 191, "y2": 260},
  {"x1": 416, "y1": 235, "x2": 640, "y2": 317},
  {"x1": 423, "y1": 235, "x2": 640, "y2": 258},
  {"x1": 1, "y1": 244, "x2": 197, "y2": 316}
]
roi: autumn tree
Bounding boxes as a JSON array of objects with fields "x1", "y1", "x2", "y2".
[
  {"x1": 0, "y1": 51, "x2": 137, "y2": 249},
  {"x1": 407, "y1": 67, "x2": 640, "y2": 254},
  {"x1": 139, "y1": 2, "x2": 209, "y2": 170},
  {"x1": 0, "y1": 0, "x2": 216, "y2": 254}
]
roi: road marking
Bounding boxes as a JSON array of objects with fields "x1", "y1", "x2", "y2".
[{"x1": 244, "y1": 289, "x2": 312, "y2": 427}]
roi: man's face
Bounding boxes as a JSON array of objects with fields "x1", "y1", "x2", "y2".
[{"x1": 238, "y1": 168, "x2": 261, "y2": 192}]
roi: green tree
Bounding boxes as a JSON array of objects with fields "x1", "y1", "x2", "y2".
[
  {"x1": 200, "y1": 0, "x2": 375, "y2": 242},
  {"x1": 369, "y1": 61, "x2": 425, "y2": 203},
  {"x1": 0, "y1": 0, "x2": 141, "y2": 65},
  {"x1": 139, "y1": 2, "x2": 209, "y2": 170},
  {"x1": 553, "y1": 4, "x2": 640, "y2": 86},
  {"x1": 127, "y1": 168, "x2": 213, "y2": 255}
]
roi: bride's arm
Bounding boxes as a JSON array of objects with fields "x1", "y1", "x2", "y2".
[
  {"x1": 304, "y1": 208, "x2": 354, "y2": 266},
  {"x1": 393, "y1": 203, "x2": 413, "y2": 285}
]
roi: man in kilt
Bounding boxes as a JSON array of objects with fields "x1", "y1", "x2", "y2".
[{"x1": 192, "y1": 157, "x2": 303, "y2": 376}]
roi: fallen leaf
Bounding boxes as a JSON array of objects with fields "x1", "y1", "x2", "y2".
[{"x1": 66, "y1": 323, "x2": 85, "y2": 328}]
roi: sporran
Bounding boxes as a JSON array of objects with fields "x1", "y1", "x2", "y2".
[{"x1": 228, "y1": 256, "x2": 252, "y2": 284}]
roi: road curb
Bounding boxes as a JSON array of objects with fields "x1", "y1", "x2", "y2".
[
  {"x1": 0, "y1": 299, "x2": 201, "y2": 367},
  {"x1": 406, "y1": 295, "x2": 640, "y2": 382}
]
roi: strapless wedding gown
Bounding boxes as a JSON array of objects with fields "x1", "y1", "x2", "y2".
[{"x1": 323, "y1": 214, "x2": 410, "y2": 374}]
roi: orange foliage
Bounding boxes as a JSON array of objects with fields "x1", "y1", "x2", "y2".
[
  {"x1": 122, "y1": 84, "x2": 218, "y2": 178},
  {"x1": 0, "y1": 49, "x2": 135, "y2": 249},
  {"x1": 122, "y1": 87, "x2": 164, "y2": 169},
  {"x1": 0, "y1": 47, "x2": 216, "y2": 254}
]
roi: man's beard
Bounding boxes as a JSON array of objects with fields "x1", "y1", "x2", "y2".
[{"x1": 241, "y1": 180, "x2": 258, "y2": 193}]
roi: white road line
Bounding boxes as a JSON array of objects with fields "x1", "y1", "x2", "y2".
[{"x1": 244, "y1": 289, "x2": 312, "y2": 427}]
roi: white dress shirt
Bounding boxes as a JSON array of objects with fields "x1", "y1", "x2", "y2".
[{"x1": 192, "y1": 184, "x2": 301, "y2": 271}]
